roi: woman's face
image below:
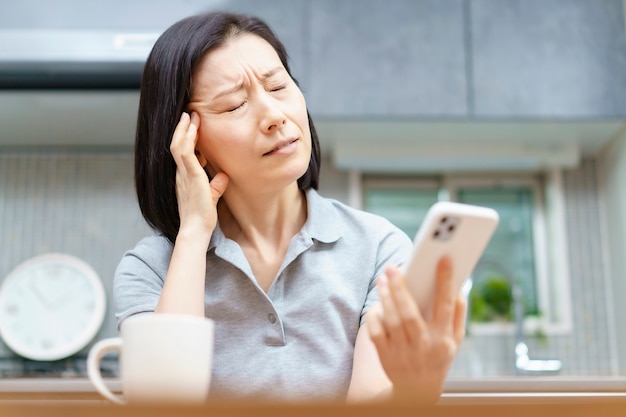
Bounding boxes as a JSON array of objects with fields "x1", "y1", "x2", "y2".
[{"x1": 189, "y1": 33, "x2": 311, "y2": 193}]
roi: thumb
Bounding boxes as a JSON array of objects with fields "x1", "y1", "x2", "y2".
[{"x1": 210, "y1": 172, "x2": 229, "y2": 200}]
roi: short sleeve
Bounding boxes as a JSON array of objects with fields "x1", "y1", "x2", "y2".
[
  {"x1": 359, "y1": 221, "x2": 413, "y2": 325},
  {"x1": 113, "y1": 235, "x2": 173, "y2": 330}
]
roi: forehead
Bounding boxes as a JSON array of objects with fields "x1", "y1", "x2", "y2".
[{"x1": 193, "y1": 33, "x2": 284, "y2": 93}]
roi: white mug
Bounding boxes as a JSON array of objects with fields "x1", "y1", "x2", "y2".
[{"x1": 87, "y1": 314, "x2": 214, "y2": 404}]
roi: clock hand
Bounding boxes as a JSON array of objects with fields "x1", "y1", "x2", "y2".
[
  {"x1": 29, "y1": 279, "x2": 53, "y2": 309},
  {"x1": 49, "y1": 291, "x2": 74, "y2": 310}
]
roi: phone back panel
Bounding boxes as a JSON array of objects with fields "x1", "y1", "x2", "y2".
[{"x1": 402, "y1": 201, "x2": 499, "y2": 320}]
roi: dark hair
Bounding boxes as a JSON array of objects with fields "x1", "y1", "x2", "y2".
[{"x1": 135, "y1": 12, "x2": 321, "y2": 243}]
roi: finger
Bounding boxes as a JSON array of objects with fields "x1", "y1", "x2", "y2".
[
  {"x1": 189, "y1": 111, "x2": 201, "y2": 134},
  {"x1": 452, "y1": 294, "x2": 467, "y2": 345},
  {"x1": 366, "y1": 303, "x2": 389, "y2": 352},
  {"x1": 178, "y1": 112, "x2": 203, "y2": 174},
  {"x1": 170, "y1": 112, "x2": 191, "y2": 170},
  {"x1": 189, "y1": 111, "x2": 202, "y2": 152},
  {"x1": 386, "y1": 265, "x2": 426, "y2": 344},
  {"x1": 210, "y1": 172, "x2": 230, "y2": 200},
  {"x1": 432, "y1": 256, "x2": 456, "y2": 330},
  {"x1": 377, "y1": 272, "x2": 405, "y2": 346}
]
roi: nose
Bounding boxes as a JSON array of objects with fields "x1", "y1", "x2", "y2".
[{"x1": 258, "y1": 93, "x2": 286, "y2": 133}]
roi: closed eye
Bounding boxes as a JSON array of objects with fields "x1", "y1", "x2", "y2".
[
  {"x1": 270, "y1": 85, "x2": 287, "y2": 92},
  {"x1": 226, "y1": 101, "x2": 246, "y2": 112}
]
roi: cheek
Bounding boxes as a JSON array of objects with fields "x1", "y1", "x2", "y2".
[
  {"x1": 294, "y1": 93, "x2": 310, "y2": 132},
  {"x1": 196, "y1": 122, "x2": 248, "y2": 172},
  {"x1": 195, "y1": 125, "x2": 223, "y2": 170},
  {"x1": 297, "y1": 101, "x2": 312, "y2": 145}
]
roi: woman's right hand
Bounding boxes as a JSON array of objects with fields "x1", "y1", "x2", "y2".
[{"x1": 169, "y1": 112, "x2": 229, "y2": 242}]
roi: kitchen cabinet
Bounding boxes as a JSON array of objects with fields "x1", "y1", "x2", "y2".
[
  {"x1": 470, "y1": 0, "x2": 626, "y2": 118},
  {"x1": 221, "y1": 0, "x2": 308, "y2": 91},
  {"x1": 306, "y1": 0, "x2": 468, "y2": 118},
  {"x1": 306, "y1": 0, "x2": 626, "y2": 120},
  {"x1": 4, "y1": 0, "x2": 626, "y2": 123}
]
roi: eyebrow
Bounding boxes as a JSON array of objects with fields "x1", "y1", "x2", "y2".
[{"x1": 211, "y1": 66, "x2": 285, "y2": 100}]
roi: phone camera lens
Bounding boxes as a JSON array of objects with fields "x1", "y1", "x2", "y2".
[
  {"x1": 440, "y1": 216, "x2": 448, "y2": 224},
  {"x1": 448, "y1": 224, "x2": 455, "y2": 232},
  {"x1": 433, "y1": 230, "x2": 440, "y2": 238}
]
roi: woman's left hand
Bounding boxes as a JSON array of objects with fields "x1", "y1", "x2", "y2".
[{"x1": 365, "y1": 257, "x2": 467, "y2": 404}]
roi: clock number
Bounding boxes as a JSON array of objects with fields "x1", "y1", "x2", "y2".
[
  {"x1": 5, "y1": 304, "x2": 18, "y2": 316},
  {"x1": 41, "y1": 339, "x2": 54, "y2": 350}
]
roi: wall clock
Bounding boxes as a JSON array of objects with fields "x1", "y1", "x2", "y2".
[{"x1": 0, "y1": 253, "x2": 106, "y2": 361}]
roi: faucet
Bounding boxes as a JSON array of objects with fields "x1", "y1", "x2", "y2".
[
  {"x1": 511, "y1": 284, "x2": 562, "y2": 374},
  {"x1": 465, "y1": 260, "x2": 562, "y2": 375}
]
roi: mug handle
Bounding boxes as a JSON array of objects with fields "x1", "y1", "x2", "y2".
[{"x1": 87, "y1": 337, "x2": 125, "y2": 405}]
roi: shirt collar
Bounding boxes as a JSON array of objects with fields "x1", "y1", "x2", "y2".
[
  {"x1": 302, "y1": 188, "x2": 343, "y2": 244},
  {"x1": 208, "y1": 188, "x2": 342, "y2": 252}
]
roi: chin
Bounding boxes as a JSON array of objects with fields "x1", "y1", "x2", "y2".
[{"x1": 283, "y1": 161, "x2": 310, "y2": 187}]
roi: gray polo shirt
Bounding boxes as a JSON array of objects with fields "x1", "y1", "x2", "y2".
[{"x1": 113, "y1": 189, "x2": 412, "y2": 402}]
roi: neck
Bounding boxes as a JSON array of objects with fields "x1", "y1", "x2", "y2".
[{"x1": 218, "y1": 183, "x2": 307, "y2": 250}]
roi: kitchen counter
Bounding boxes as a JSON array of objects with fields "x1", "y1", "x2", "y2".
[
  {"x1": 0, "y1": 376, "x2": 626, "y2": 400},
  {"x1": 442, "y1": 376, "x2": 626, "y2": 405},
  {"x1": 0, "y1": 378, "x2": 121, "y2": 393},
  {"x1": 0, "y1": 378, "x2": 120, "y2": 402},
  {"x1": 0, "y1": 376, "x2": 624, "y2": 407},
  {"x1": 445, "y1": 376, "x2": 626, "y2": 393},
  {"x1": 0, "y1": 377, "x2": 624, "y2": 416},
  {"x1": 2, "y1": 376, "x2": 625, "y2": 394},
  {"x1": 0, "y1": 376, "x2": 625, "y2": 407}
]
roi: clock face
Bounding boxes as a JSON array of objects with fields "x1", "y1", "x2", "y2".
[{"x1": 0, "y1": 254, "x2": 106, "y2": 361}]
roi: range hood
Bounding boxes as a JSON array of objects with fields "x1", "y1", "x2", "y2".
[
  {"x1": 0, "y1": 30, "x2": 159, "y2": 89},
  {"x1": 0, "y1": 30, "x2": 157, "y2": 145}
]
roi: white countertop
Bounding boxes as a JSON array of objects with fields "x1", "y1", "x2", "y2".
[
  {"x1": 444, "y1": 376, "x2": 626, "y2": 393},
  {"x1": 0, "y1": 376, "x2": 625, "y2": 393},
  {"x1": 0, "y1": 377, "x2": 626, "y2": 407},
  {"x1": 0, "y1": 378, "x2": 121, "y2": 393}
]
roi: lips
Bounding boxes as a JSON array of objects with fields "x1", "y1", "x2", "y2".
[{"x1": 263, "y1": 138, "x2": 299, "y2": 156}]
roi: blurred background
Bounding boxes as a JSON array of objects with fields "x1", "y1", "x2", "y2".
[{"x1": 0, "y1": 0, "x2": 625, "y2": 381}]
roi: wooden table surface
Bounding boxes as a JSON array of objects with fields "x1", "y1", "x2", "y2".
[
  {"x1": 0, "y1": 395, "x2": 625, "y2": 417},
  {"x1": 1, "y1": 377, "x2": 625, "y2": 417}
]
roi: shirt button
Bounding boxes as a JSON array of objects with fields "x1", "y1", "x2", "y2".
[{"x1": 268, "y1": 313, "x2": 277, "y2": 324}]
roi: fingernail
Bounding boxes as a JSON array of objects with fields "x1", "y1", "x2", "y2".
[
  {"x1": 377, "y1": 274, "x2": 388, "y2": 288},
  {"x1": 387, "y1": 265, "x2": 399, "y2": 280}
]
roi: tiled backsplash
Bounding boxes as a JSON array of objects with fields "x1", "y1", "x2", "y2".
[
  {"x1": 0, "y1": 150, "x2": 150, "y2": 375},
  {"x1": 0, "y1": 151, "x2": 617, "y2": 376}
]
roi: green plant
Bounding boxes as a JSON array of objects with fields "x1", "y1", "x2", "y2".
[{"x1": 469, "y1": 276, "x2": 513, "y2": 322}]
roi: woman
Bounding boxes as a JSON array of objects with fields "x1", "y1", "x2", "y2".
[{"x1": 114, "y1": 11, "x2": 466, "y2": 403}]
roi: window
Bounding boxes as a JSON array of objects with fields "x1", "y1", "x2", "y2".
[
  {"x1": 360, "y1": 172, "x2": 571, "y2": 335},
  {"x1": 364, "y1": 186, "x2": 439, "y2": 238},
  {"x1": 455, "y1": 186, "x2": 539, "y2": 320}
]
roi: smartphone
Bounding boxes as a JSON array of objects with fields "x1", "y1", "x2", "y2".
[{"x1": 402, "y1": 201, "x2": 499, "y2": 320}]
